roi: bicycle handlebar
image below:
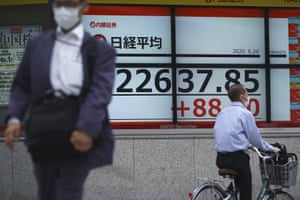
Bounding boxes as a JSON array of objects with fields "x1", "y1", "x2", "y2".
[{"x1": 248, "y1": 145, "x2": 274, "y2": 161}]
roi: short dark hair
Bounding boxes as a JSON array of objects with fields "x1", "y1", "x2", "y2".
[{"x1": 228, "y1": 84, "x2": 247, "y2": 101}]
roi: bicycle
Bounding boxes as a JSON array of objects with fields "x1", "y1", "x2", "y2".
[{"x1": 188, "y1": 146, "x2": 298, "y2": 200}]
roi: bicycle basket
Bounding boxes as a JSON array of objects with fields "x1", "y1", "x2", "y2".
[{"x1": 259, "y1": 160, "x2": 298, "y2": 187}]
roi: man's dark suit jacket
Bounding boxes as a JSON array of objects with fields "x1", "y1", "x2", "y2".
[{"x1": 6, "y1": 29, "x2": 116, "y2": 168}]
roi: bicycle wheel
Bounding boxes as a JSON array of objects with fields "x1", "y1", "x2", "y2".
[
  {"x1": 193, "y1": 183, "x2": 226, "y2": 200},
  {"x1": 266, "y1": 189, "x2": 294, "y2": 200}
]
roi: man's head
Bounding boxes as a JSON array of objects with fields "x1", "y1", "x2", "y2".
[
  {"x1": 52, "y1": 0, "x2": 89, "y2": 32},
  {"x1": 228, "y1": 84, "x2": 249, "y2": 106}
]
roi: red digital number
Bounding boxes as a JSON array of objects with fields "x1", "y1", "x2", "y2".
[
  {"x1": 193, "y1": 98, "x2": 206, "y2": 117},
  {"x1": 193, "y1": 98, "x2": 221, "y2": 118},
  {"x1": 247, "y1": 98, "x2": 260, "y2": 116},
  {"x1": 208, "y1": 98, "x2": 221, "y2": 117}
]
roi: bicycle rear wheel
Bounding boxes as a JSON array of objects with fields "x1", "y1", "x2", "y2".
[
  {"x1": 267, "y1": 189, "x2": 294, "y2": 200},
  {"x1": 193, "y1": 183, "x2": 226, "y2": 200}
]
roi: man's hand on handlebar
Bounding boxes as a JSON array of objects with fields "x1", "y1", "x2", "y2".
[{"x1": 273, "y1": 147, "x2": 280, "y2": 155}]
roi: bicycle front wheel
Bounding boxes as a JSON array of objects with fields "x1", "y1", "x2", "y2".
[
  {"x1": 193, "y1": 183, "x2": 226, "y2": 200},
  {"x1": 267, "y1": 189, "x2": 294, "y2": 200}
]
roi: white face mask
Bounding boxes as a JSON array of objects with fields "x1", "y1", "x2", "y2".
[
  {"x1": 244, "y1": 99, "x2": 249, "y2": 107},
  {"x1": 242, "y1": 95, "x2": 249, "y2": 107},
  {"x1": 53, "y1": 6, "x2": 80, "y2": 30}
]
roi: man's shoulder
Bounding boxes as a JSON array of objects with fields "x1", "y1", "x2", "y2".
[
  {"x1": 232, "y1": 105, "x2": 252, "y2": 116},
  {"x1": 83, "y1": 32, "x2": 115, "y2": 52},
  {"x1": 94, "y1": 37, "x2": 115, "y2": 53}
]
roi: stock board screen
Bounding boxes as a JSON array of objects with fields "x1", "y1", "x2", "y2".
[
  {"x1": 269, "y1": 9, "x2": 300, "y2": 122},
  {"x1": 82, "y1": 6, "x2": 300, "y2": 126}
]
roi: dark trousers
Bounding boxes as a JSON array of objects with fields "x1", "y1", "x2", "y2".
[
  {"x1": 216, "y1": 151, "x2": 252, "y2": 200},
  {"x1": 33, "y1": 157, "x2": 90, "y2": 200}
]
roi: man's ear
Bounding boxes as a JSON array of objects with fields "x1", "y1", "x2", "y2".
[{"x1": 239, "y1": 94, "x2": 244, "y2": 102}]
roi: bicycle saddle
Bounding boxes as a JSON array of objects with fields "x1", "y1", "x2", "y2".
[{"x1": 218, "y1": 168, "x2": 239, "y2": 177}]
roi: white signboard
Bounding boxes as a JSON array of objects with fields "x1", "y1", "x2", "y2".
[
  {"x1": 0, "y1": 25, "x2": 42, "y2": 106},
  {"x1": 176, "y1": 8, "x2": 265, "y2": 64},
  {"x1": 83, "y1": 6, "x2": 171, "y2": 63},
  {"x1": 83, "y1": 6, "x2": 173, "y2": 123}
]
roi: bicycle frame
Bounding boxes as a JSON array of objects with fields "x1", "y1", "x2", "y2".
[
  {"x1": 251, "y1": 146, "x2": 294, "y2": 200},
  {"x1": 189, "y1": 146, "x2": 294, "y2": 200},
  {"x1": 251, "y1": 146, "x2": 273, "y2": 200},
  {"x1": 223, "y1": 181, "x2": 238, "y2": 200},
  {"x1": 190, "y1": 180, "x2": 223, "y2": 197},
  {"x1": 189, "y1": 178, "x2": 238, "y2": 200},
  {"x1": 256, "y1": 177, "x2": 270, "y2": 200}
]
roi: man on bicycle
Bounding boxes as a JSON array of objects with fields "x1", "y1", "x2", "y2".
[{"x1": 213, "y1": 83, "x2": 280, "y2": 200}]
